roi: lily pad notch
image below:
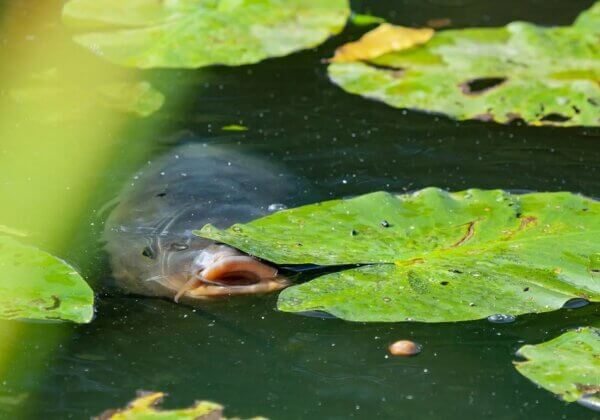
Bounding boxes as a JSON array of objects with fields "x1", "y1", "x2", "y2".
[{"x1": 196, "y1": 188, "x2": 600, "y2": 323}]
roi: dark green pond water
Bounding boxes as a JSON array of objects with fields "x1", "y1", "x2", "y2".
[{"x1": 1, "y1": 0, "x2": 599, "y2": 418}]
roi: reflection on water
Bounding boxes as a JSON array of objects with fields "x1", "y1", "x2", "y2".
[{"x1": 0, "y1": 0, "x2": 599, "y2": 418}]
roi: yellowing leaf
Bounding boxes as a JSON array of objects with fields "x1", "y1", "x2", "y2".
[
  {"x1": 96, "y1": 392, "x2": 267, "y2": 419},
  {"x1": 331, "y1": 23, "x2": 434, "y2": 63}
]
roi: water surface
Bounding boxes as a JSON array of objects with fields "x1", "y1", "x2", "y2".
[{"x1": 1, "y1": 0, "x2": 599, "y2": 418}]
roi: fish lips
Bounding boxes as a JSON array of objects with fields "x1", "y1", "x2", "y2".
[{"x1": 178, "y1": 254, "x2": 290, "y2": 300}]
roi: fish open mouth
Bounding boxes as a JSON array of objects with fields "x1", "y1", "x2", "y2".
[{"x1": 174, "y1": 245, "x2": 289, "y2": 301}]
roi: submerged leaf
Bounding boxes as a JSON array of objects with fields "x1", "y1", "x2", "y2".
[
  {"x1": 96, "y1": 82, "x2": 165, "y2": 117},
  {"x1": 328, "y1": 2, "x2": 600, "y2": 126},
  {"x1": 11, "y1": 78, "x2": 164, "y2": 121},
  {"x1": 96, "y1": 391, "x2": 266, "y2": 419},
  {"x1": 515, "y1": 327, "x2": 600, "y2": 408},
  {"x1": 62, "y1": 0, "x2": 350, "y2": 69},
  {"x1": 197, "y1": 188, "x2": 600, "y2": 322},
  {"x1": 0, "y1": 235, "x2": 93, "y2": 323},
  {"x1": 331, "y1": 24, "x2": 434, "y2": 63}
]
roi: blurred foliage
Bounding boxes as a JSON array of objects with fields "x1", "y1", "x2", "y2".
[
  {"x1": 0, "y1": 0, "x2": 175, "y2": 415},
  {"x1": 62, "y1": 0, "x2": 350, "y2": 69}
]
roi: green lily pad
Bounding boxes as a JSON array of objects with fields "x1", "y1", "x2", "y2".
[
  {"x1": 221, "y1": 124, "x2": 248, "y2": 132},
  {"x1": 197, "y1": 188, "x2": 599, "y2": 322},
  {"x1": 328, "y1": 2, "x2": 600, "y2": 127},
  {"x1": 515, "y1": 327, "x2": 600, "y2": 407},
  {"x1": 62, "y1": 0, "x2": 350, "y2": 69},
  {"x1": 0, "y1": 235, "x2": 93, "y2": 323},
  {"x1": 97, "y1": 391, "x2": 266, "y2": 419}
]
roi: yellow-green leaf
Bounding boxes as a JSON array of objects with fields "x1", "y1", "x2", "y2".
[
  {"x1": 96, "y1": 392, "x2": 266, "y2": 419},
  {"x1": 331, "y1": 23, "x2": 434, "y2": 63}
]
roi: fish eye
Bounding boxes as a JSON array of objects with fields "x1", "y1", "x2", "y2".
[{"x1": 142, "y1": 246, "x2": 156, "y2": 259}]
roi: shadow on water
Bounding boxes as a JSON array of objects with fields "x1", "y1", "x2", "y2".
[{"x1": 0, "y1": 0, "x2": 598, "y2": 418}]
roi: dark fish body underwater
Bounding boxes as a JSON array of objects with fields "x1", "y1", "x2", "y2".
[{"x1": 104, "y1": 143, "x2": 297, "y2": 302}]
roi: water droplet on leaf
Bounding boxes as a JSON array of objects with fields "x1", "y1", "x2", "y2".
[{"x1": 268, "y1": 203, "x2": 287, "y2": 212}]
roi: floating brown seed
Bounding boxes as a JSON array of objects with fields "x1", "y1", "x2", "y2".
[{"x1": 388, "y1": 340, "x2": 422, "y2": 356}]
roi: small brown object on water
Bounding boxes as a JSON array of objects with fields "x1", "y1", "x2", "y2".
[{"x1": 388, "y1": 340, "x2": 422, "y2": 356}]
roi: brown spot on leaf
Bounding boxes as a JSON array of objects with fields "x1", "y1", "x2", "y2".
[
  {"x1": 576, "y1": 383, "x2": 600, "y2": 395},
  {"x1": 396, "y1": 258, "x2": 425, "y2": 266},
  {"x1": 473, "y1": 113, "x2": 494, "y2": 122},
  {"x1": 518, "y1": 216, "x2": 538, "y2": 231},
  {"x1": 450, "y1": 220, "x2": 476, "y2": 248},
  {"x1": 45, "y1": 295, "x2": 61, "y2": 310},
  {"x1": 504, "y1": 215, "x2": 538, "y2": 239}
]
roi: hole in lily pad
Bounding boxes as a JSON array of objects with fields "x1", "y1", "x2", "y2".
[
  {"x1": 540, "y1": 113, "x2": 571, "y2": 123},
  {"x1": 460, "y1": 77, "x2": 507, "y2": 95}
]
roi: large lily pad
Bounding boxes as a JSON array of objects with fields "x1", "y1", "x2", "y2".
[
  {"x1": 328, "y1": 2, "x2": 600, "y2": 127},
  {"x1": 62, "y1": 0, "x2": 350, "y2": 69},
  {"x1": 197, "y1": 188, "x2": 599, "y2": 322},
  {"x1": 515, "y1": 327, "x2": 600, "y2": 408},
  {"x1": 0, "y1": 235, "x2": 93, "y2": 323}
]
